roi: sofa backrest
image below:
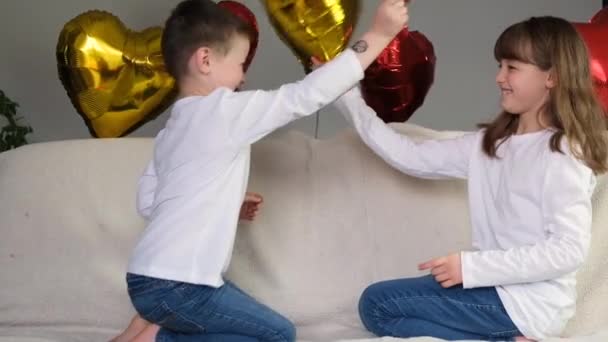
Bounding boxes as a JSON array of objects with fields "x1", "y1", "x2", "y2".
[{"x1": 0, "y1": 123, "x2": 606, "y2": 338}]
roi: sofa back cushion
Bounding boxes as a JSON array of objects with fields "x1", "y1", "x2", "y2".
[{"x1": 0, "y1": 124, "x2": 606, "y2": 339}]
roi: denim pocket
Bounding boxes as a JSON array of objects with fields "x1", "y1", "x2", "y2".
[
  {"x1": 127, "y1": 274, "x2": 179, "y2": 298},
  {"x1": 145, "y1": 301, "x2": 206, "y2": 333}
]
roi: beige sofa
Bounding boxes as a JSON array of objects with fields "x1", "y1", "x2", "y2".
[{"x1": 1, "y1": 123, "x2": 607, "y2": 342}]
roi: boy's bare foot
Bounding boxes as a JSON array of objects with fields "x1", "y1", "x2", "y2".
[
  {"x1": 131, "y1": 323, "x2": 161, "y2": 342},
  {"x1": 109, "y1": 314, "x2": 150, "y2": 342},
  {"x1": 515, "y1": 337, "x2": 536, "y2": 342}
]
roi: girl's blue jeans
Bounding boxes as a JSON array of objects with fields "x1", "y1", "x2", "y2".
[{"x1": 358, "y1": 275, "x2": 523, "y2": 341}]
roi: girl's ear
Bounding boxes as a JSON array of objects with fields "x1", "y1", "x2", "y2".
[{"x1": 546, "y1": 68, "x2": 557, "y2": 89}]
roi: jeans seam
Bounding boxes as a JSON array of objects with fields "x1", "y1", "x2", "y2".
[
  {"x1": 156, "y1": 328, "x2": 171, "y2": 342},
  {"x1": 374, "y1": 316, "x2": 398, "y2": 337},
  {"x1": 490, "y1": 328, "x2": 520, "y2": 337},
  {"x1": 377, "y1": 294, "x2": 505, "y2": 314},
  {"x1": 140, "y1": 301, "x2": 207, "y2": 333},
  {"x1": 171, "y1": 305, "x2": 207, "y2": 332},
  {"x1": 208, "y1": 310, "x2": 291, "y2": 342},
  {"x1": 370, "y1": 295, "x2": 513, "y2": 338}
]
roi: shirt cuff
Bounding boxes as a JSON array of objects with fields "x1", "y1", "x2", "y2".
[{"x1": 461, "y1": 250, "x2": 477, "y2": 289}]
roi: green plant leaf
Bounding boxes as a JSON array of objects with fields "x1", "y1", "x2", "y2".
[{"x1": 0, "y1": 89, "x2": 32, "y2": 152}]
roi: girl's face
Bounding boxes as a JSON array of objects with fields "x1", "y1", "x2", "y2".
[{"x1": 495, "y1": 59, "x2": 555, "y2": 120}]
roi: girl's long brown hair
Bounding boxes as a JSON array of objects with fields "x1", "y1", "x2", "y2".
[{"x1": 479, "y1": 16, "x2": 607, "y2": 174}]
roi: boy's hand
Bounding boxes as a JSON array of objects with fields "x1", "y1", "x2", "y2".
[
  {"x1": 371, "y1": 0, "x2": 409, "y2": 40},
  {"x1": 239, "y1": 192, "x2": 263, "y2": 221},
  {"x1": 418, "y1": 252, "x2": 463, "y2": 288}
]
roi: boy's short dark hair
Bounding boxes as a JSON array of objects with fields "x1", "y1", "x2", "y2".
[{"x1": 161, "y1": 0, "x2": 253, "y2": 81}]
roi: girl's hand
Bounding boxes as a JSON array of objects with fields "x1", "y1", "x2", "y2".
[
  {"x1": 310, "y1": 56, "x2": 325, "y2": 70},
  {"x1": 418, "y1": 252, "x2": 463, "y2": 288},
  {"x1": 370, "y1": 0, "x2": 409, "y2": 41}
]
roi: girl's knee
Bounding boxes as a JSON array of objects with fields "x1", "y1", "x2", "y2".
[
  {"x1": 358, "y1": 285, "x2": 374, "y2": 321},
  {"x1": 359, "y1": 282, "x2": 381, "y2": 304},
  {"x1": 358, "y1": 284, "x2": 387, "y2": 335},
  {"x1": 359, "y1": 281, "x2": 390, "y2": 316}
]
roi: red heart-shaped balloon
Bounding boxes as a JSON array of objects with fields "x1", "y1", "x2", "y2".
[
  {"x1": 218, "y1": 0, "x2": 259, "y2": 72},
  {"x1": 360, "y1": 28, "x2": 436, "y2": 123},
  {"x1": 574, "y1": 7, "x2": 608, "y2": 116}
]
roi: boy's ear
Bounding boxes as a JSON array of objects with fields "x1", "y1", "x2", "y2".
[{"x1": 193, "y1": 47, "x2": 212, "y2": 74}]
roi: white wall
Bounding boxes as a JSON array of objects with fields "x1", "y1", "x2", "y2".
[{"x1": 0, "y1": 0, "x2": 602, "y2": 142}]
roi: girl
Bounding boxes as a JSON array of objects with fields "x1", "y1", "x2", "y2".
[{"x1": 331, "y1": 16, "x2": 608, "y2": 341}]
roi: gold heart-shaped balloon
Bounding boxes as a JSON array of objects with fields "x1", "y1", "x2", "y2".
[
  {"x1": 57, "y1": 10, "x2": 176, "y2": 138},
  {"x1": 263, "y1": 0, "x2": 359, "y2": 73}
]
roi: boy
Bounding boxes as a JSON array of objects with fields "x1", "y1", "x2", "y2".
[{"x1": 115, "y1": 0, "x2": 409, "y2": 340}]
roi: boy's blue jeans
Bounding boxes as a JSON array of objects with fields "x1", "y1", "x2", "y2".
[
  {"x1": 358, "y1": 275, "x2": 523, "y2": 341},
  {"x1": 127, "y1": 273, "x2": 295, "y2": 342}
]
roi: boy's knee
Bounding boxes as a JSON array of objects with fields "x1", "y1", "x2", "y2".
[
  {"x1": 283, "y1": 322, "x2": 296, "y2": 342},
  {"x1": 276, "y1": 319, "x2": 296, "y2": 342}
]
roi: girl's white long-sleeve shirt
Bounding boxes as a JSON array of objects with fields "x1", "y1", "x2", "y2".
[
  {"x1": 334, "y1": 87, "x2": 596, "y2": 340},
  {"x1": 127, "y1": 50, "x2": 364, "y2": 287}
]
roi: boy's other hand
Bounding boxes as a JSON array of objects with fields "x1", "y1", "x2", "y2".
[{"x1": 239, "y1": 192, "x2": 263, "y2": 221}]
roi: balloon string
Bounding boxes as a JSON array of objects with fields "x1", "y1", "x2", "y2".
[{"x1": 314, "y1": 111, "x2": 320, "y2": 139}]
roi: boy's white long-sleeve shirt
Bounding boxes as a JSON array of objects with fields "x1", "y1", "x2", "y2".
[
  {"x1": 127, "y1": 50, "x2": 364, "y2": 287},
  {"x1": 334, "y1": 87, "x2": 596, "y2": 340}
]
